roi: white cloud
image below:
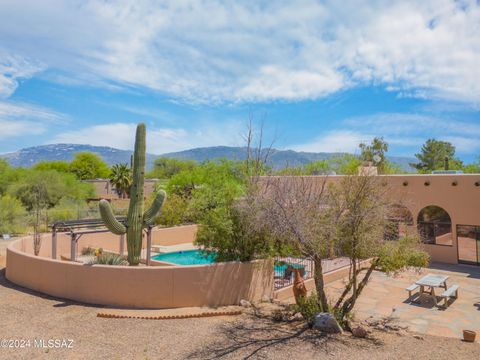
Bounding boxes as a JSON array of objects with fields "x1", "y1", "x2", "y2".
[
  {"x1": 0, "y1": 101, "x2": 66, "y2": 140},
  {"x1": 292, "y1": 130, "x2": 371, "y2": 153},
  {"x1": 292, "y1": 112, "x2": 480, "y2": 155},
  {"x1": 0, "y1": 49, "x2": 44, "y2": 98},
  {"x1": 0, "y1": 101, "x2": 64, "y2": 123},
  {"x1": 50, "y1": 121, "x2": 244, "y2": 154},
  {"x1": 0, "y1": 120, "x2": 45, "y2": 140},
  {"x1": 0, "y1": 0, "x2": 478, "y2": 103}
]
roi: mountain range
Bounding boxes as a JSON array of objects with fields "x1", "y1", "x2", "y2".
[{"x1": 1, "y1": 144, "x2": 416, "y2": 172}]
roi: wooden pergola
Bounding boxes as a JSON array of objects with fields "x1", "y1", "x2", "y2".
[{"x1": 51, "y1": 218, "x2": 156, "y2": 265}]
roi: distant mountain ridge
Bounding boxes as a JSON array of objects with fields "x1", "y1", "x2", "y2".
[
  {"x1": 1, "y1": 144, "x2": 416, "y2": 172},
  {"x1": 163, "y1": 146, "x2": 415, "y2": 171},
  {"x1": 1, "y1": 144, "x2": 158, "y2": 169}
]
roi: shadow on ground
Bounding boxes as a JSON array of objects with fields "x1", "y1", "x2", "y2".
[
  {"x1": 0, "y1": 267, "x2": 104, "y2": 309},
  {"x1": 187, "y1": 315, "x2": 382, "y2": 359},
  {"x1": 429, "y1": 262, "x2": 480, "y2": 279}
]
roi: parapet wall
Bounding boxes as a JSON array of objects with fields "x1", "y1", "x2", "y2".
[{"x1": 6, "y1": 226, "x2": 274, "y2": 309}]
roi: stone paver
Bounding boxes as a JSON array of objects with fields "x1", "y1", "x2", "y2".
[{"x1": 326, "y1": 263, "x2": 480, "y2": 341}]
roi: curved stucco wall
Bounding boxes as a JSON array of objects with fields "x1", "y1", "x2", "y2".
[{"x1": 6, "y1": 229, "x2": 273, "y2": 309}]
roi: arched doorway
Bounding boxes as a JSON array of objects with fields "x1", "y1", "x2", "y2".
[
  {"x1": 417, "y1": 206, "x2": 452, "y2": 246},
  {"x1": 384, "y1": 204, "x2": 414, "y2": 241}
]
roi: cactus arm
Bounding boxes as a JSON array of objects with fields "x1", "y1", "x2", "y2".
[
  {"x1": 99, "y1": 199, "x2": 127, "y2": 235},
  {"x1": 143, "y1": 190, "x2": 166, "y2": 226}
]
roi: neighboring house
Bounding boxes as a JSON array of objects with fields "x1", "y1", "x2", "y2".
[{"x1": 83, "y1": 179, "x2": 159, "y2": 201}]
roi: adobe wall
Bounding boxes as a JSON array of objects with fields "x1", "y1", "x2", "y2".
[
  {"x1": 261, "y1": 174, "x2": 480, "y2": 265},
  {"x1": 6, "y1": 229, "x2": 273, "y2": 309}
]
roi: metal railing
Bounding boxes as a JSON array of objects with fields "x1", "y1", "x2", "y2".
[
  {"x1": 273, "y1": 256, "x2": 351, "y2": 290},
  {"x1": 273, "y1": 257, "x2": 314, "y2": 290}
]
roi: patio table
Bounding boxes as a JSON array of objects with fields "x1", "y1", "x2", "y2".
[{"x1": 415, "y1": 274, "x2": 449, "y2": 306}]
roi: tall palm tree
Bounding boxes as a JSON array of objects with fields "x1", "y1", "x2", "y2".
[{"x1": 109, "y1": 163, "x2": 132, "y2": 199}]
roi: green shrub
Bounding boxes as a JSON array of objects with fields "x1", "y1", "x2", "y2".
[
  {"x1": 291, "y1": 292, "x2": 352, "y2": 328},
  {"x1": 291, "y1": 292, "x2": 323, "y2": 325},
  {"x1": 48, "y1": 198, "x2": 89, "y2": 222},
  {"x1": 87, "y1": 253, "x2": 128, "y2": 266},
  {"x1": 377, "y1": 235, "x2": 430, "y2": 273},
  {"x1": 195, "y1": 201, "x2": 275, "y2": 262},
  {"x1": 154, "y1": 193, "x2": 191, "y2": 226},
  {"x1": 0, "y1": 195, "x2": 28, "y2": 234}
]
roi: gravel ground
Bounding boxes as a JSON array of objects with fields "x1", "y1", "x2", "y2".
[{"x1": 0, "y1": 243, "x2": 479, "y2": 359}]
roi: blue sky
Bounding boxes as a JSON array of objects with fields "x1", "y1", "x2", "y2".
[{"x1": 0, "y1": 1, "x2": 479, "y2": 162}]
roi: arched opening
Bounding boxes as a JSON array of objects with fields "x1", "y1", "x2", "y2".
[
  {"x1": 384, "y1": 204, "x2": 414, "y2": 241},
  {"x1": 417, "y1": 205, "x2": 452, "y2": 246}
]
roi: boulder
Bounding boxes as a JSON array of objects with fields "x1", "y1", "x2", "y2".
[
  {"x1": 352, "y1": 326, "x2": 368, "y2": 338},
  {"x1": 313, "y1": 313, "x2": 343, "y2": 334},
  {"x1": 289, "y1": 312, "x2": 304, "y2": 321}
]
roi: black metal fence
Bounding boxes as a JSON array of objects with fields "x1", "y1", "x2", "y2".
[
  {"x1": 273, "y1": 256, "x2": 351, "y2": 290},
  {"x1": 273, "y1": 257, "x2": 314, "y2": 290}
]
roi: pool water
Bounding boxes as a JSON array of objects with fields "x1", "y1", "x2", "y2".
[
  {"x1": 274, "y1": 262, "x2": 306, "y2": 278},
  {"x1": 152, "y1": 250, "x2": 216, "y2": 265},
  {"x1": 151, "y1": 250, "x2": 306, "y2": 279}
]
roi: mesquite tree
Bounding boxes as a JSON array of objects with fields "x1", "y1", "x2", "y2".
[
  {"x1": 256, "y1": 176, "x2": 340, "y2": 311},
  {"x1": 99, "y1": 123, "x2": 166, "y2": 266},
  {"x1": 330, "y1": 175, "x2": 429, "y2": 323},
  {"x1": 256, "y1": 175, "x2": 428, "y2": 323}
]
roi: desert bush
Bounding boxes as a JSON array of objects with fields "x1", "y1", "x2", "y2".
[
  {"x1": 155, "y1": 193, "x2": 191, "y2": 226},
  {"x1": 195, "y1": 198, "x2": 276, "y2": 262},
  {"x1": 291, "y1": 292, "x2": 322, "y2": 325},
  {"x1": 87, "y1": 253, "x2": 128, "y2": 266},
  {"x1": 377, "y1": 235, "x2": 430, "y2": 273},
  {"x1": 81, "y1": 247, "x2": 96, "y2": 256},
  {"x1": 48, "y1": 198, "x2": 89, "y2": 222},
  {"x1": 0, "y1": 195, "x2": 28, "y2": 234},
  {"x1": 290, "y1": 291, "x2": 353, "y2": 328}
]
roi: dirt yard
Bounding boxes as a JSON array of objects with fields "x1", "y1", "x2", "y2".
[{"x1": 0, "y1": 242, "x2": 479, "y2": 359}]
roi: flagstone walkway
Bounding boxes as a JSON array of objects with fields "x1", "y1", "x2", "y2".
[{"x1": 327, "y1": 263, "x2": 480, "y2": 340}]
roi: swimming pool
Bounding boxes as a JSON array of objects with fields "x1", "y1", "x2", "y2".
[
  {"x1": 152, "y1": 250, "x2": 216, "y2": 265},
  {"x1": 152, "y1": 250, "x2": 307, "y2": 280}
]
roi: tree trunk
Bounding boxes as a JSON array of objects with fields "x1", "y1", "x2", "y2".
[
  {"x1": 313, "y1": 256, "x2": 329, "y2": 312},
  {"x1": 334, "y1": 266, "x2": 364, "y2": 310},
  {"x1": 341, "y1": 260, "x2": 377, "y2": 317}
]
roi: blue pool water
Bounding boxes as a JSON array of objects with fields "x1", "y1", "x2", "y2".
[
  {"x1": 151, "y1": 250, "x2": 307, "y2": 279},
  {"x1": 152, "y1": 250, "x2": 216, "y2": 265}
]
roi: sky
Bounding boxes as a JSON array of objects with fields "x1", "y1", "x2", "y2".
[{"x1": 0, "y1": 0, "x2": 479, "y2": 162}]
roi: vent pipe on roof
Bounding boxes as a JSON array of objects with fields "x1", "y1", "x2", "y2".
[{"x1": 444, "y1": 156, "x2": 449, "y2": 171}]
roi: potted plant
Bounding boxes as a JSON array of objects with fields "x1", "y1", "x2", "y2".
[{"x1": 463, "y1": 330, "x2": 476, "y2": 342}]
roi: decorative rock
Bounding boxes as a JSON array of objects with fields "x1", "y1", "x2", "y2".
[
  {"x1": 240, "y1": 299, "x2": 252, "y2": 308},
  {"x1": 289, "y1": 312, "x2": 304, "y2": 321},
  {"x1": 313, "y1": 313, "x2": 343, "y2": 334},
  {"x1": 352, "y1": 326, "x2": 368, "y2": 338}
]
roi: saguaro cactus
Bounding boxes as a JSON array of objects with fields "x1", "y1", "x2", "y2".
[{"x1": 99, "y1": 123, "x2": 166, "y2": 265}]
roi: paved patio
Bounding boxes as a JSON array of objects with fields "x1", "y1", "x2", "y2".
[{"x1": 327, "y1": 263, "x2": 480, "y2": 340}]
